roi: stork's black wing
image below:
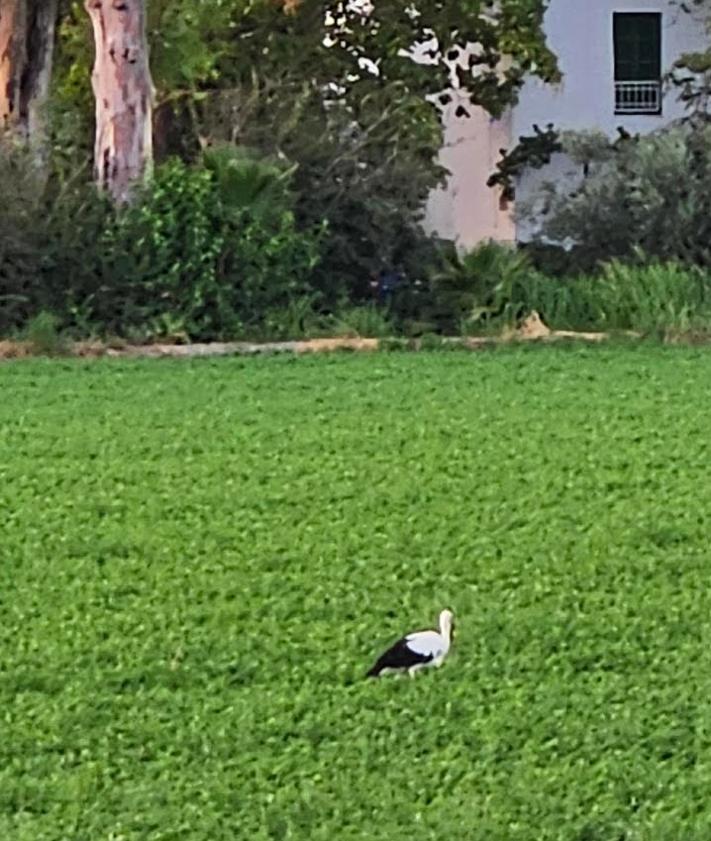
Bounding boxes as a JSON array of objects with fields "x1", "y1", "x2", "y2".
[{"x1": 365, "y1": 636, "x2": 434, "y2": 677}]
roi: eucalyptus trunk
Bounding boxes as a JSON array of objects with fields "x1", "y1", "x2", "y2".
[
  {"x1": 24, "y1": 0, "x2": 57, "y2": 164},
  {"x1": 85, "y1": 0, "x2": 154, "y2": 203},
  {"x1": 0, "y1": 0, "x2": 27, "y2": 134},
  {"x1": 0, "y1": 0, "x2": 57, "y2": 171}
]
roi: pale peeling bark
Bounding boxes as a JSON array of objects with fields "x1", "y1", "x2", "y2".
[
  {"x1": 0, "y1": 0, "x2": 27, "y2": 134},
  {"x1": 85, "y1": 0, "x2": 154, "y2": 203}
]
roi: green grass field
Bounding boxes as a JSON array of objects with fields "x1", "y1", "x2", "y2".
[{"x1": 3, "y1": 346, "x2": 711, "y2": 841}]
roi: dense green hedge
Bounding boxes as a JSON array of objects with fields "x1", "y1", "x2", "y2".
[
  {"x1": 3, "y1": 144, "x2": 711, "y2": 342},
  {"x1": 1, "y1": 149, "x2": 323, "y2": 341}
]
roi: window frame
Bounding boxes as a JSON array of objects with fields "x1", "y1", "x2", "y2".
[{"x1": 612, "y1": 11, "x2": 663, "y2": 116}]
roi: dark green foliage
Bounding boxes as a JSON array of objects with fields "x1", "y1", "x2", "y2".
[
  {"x1": 519, "y1": 261, "x2": 711, "y2": 336},
  {"x1": 195, "y1": 60, "x2": 447, "y2": 306},
  {"x1": 50, "y1": 0, "x2": 557, "y2": 312},
  {"x1": 420, "y1": 245, "x2": 711, "y2": 337},
  {"x1": 488, "y1": 123, "x2": 563, "y2": 202},
  {"x1": 0, "y1": 148, "x2": 323, "y2": 340},
  {"x1": 519, "y1": 241, "x2": 586, "y2": 277},
  {"x1": 670, "y1": 1, "x2": 711, "y2": 121},
  {"x1": 427, "y1": 241, "x2": 536, "y2": 332},
  {"x1": 0, "y1": 151, "x2": 45, "y2": 332},
  {"x1": 331, "y1": 304, "x2": 394, "y2": 338},
  {"x1": 87, "y1": 153, "x2": 321, "y2": 339},
  {"x1": 402, "y1": 238, "x2": 711, "y2": 338},
  {"x1": 523, "y1": 124, "x2": 711, "y2": 271},
  {"x1": 23, "y1": 311, "x2": 68, "y2": 356},
  {"x1": 202, "y1": 144, "x2": 297, "y2": 220},
  {"x1": 313, "y1": 0, "x2": 558, "y2": 117},
  {"x1": 390, "y1": 239, "x2": 544, "y2": 336},
  {"x1": 74, "y1": 160, "x2": 231, "y2": 338},
  {"x1": 4, "y1": 349, "x2": 711, "y2": 839}
]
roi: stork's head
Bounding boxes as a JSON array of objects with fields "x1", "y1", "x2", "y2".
[{"x1": 439, "y1": 608, "x2": 455, "y2": 636}]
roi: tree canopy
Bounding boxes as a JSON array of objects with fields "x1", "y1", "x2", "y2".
[
  {"x1": 672, "y1": 0, "x2": 711, "y2": 119},
  {"x1": 53, "y1": 0, "x2": 558, "y2": 150},
  {"x1": 0, "y1": 0, "x2": 558, "y2": 337}
]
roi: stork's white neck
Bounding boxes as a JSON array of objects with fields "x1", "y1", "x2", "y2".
[{"x1": 439, "y1": 611, "x2": 453, "y2": 648}]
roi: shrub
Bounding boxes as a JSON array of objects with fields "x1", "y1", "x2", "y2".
[
  {"x1": 577, "y1": 261, "x2": 711, "y2": 335},
  {"x1": 39, "y1": 149, "x2": 324, "y2": 341},
  {"x1": 332, "y1": 304, "x2": 394, "y2": 338},
  {"x1": 194, "y1": 70, "x2": 446, "y2": 310},
  {"x1": 522, "y1": 124, "x2": 711, "y2": 271},
  {"x1": 23, "y1": 311, "x2": 68, "y2": 356},
  {"x1": 55, "y1": 161, "x2": 224, "y2": 338},
  {"x1": 501, "y1": 261, "x2": 711, "y2": 336},
  {"x1": 427, "y1": 241, "x2": 537, "y2": 333},
  {"x1": 408, "y1": 249, "x2": 711, "y2": 338},
  {"x1": 0, "y1": 150, "x2": 45, "y2": 333},
  {"x1": 202, "y1": 144, "x2": 297, "y2": 222}
]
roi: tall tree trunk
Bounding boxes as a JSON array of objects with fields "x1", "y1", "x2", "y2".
[
  {"x1": 0, "y1": 0, "x2": 57, "y2": 169},
  {"x1": 85, "y1": 0, "x2": 153, "y2": 203},
  {"x1": 0, "y1": 0, "x2": 27, "y2": 135},
  {"x1": 24, "y1": 0, "x2": 57, "y2": 165}
]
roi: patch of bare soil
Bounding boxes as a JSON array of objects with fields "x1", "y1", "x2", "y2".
[
  {"x1": 0, "y1": 314, "x2": 639, "y2": 360},
  {"x1": 0, "y1": 341, "x2": 32, "y2": 359},
  {"x1": 514, "y1": 311, "x2": 611, "y2": 342}
]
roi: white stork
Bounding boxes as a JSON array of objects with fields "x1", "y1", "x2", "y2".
[{"x1": 366, "y1": 609, "x2": 455, "y2": 678}]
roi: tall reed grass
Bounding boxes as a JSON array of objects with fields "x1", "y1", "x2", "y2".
[
  {"x1": 518, "y1": 261, "x2": 711, "y2": 337},
  {"x1": 441, "y1": 242, "x2": 711, "y2": 338}
]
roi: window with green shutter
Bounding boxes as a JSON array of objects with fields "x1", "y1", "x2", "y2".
[{"x1": 613, "y1": 13, "x2": 662, "y2": 114}]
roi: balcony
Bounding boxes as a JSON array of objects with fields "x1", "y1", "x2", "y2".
[{"x1": 614, "y1": 80, "x2": 662, "y2": 115}]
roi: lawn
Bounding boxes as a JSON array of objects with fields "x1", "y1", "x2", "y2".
[{"x1": 2, "y1": 346, "x2": 711, "y2": 841}]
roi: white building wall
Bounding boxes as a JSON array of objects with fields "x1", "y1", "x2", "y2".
[
  {"x1": 512, "y1": 0, "x2": 706, "y2": 141},
  {"x1": 424, "y1": 0, "x2": 708, "y2": 248},
  {"x1": 424, "y1": 103, "x2": 515, "y2": 249}
]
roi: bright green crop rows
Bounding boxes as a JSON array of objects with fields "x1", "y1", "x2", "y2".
[{"x1": 3, "y1": 346, "x2": 711, "y2": 841}]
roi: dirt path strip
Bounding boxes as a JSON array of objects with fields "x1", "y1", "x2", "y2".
[{"x1": 0, "y1": 313, "x2": 633, "y2": 360}]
